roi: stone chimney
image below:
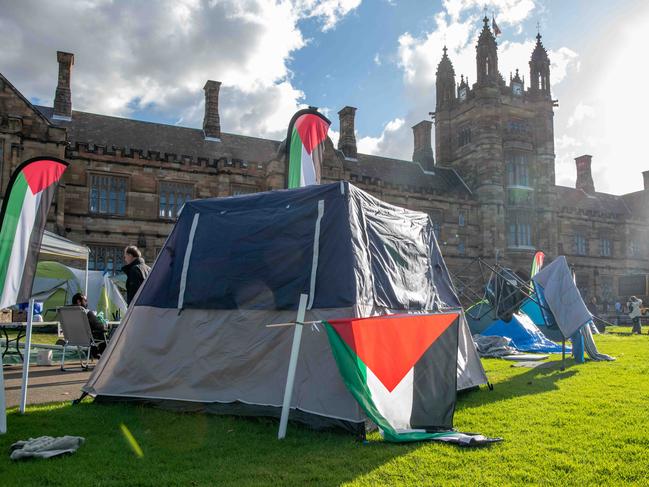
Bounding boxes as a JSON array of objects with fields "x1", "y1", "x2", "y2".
[
  {"x1": 412, "y1": 120, "x2": 435, "y2": 171},
  {"x1": 53, "y1": 51, "x2": 74, "y2": 120},
  {"x1": 203, "y1": 80, "x2": 222, "y2": 141},
  {"x1": 337, "y1": 106, "x2": 357, "y2": 160},
  {"x1": 643, "y1": 170, "x2": 649, "y2": 190},
  {"x1": 575, "y1": 154, "x2": 595, "y2": 194}
]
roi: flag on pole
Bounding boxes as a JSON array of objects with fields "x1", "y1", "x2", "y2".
[
  {"x1": 0, "y1": 157, "x2": 68, "y2": 308},
  {"x1": 286, "y1": 108, "x2": 331, "y2": 188},
  {"x1": 492, "y1": 15, "x2": 502, "y2": 36},
  {"x1": 325, "y1": 313, "x2": 461, "y2": 442},
  {"x1": 530, "y1": 251, "x2": 545, "y2": 279}
]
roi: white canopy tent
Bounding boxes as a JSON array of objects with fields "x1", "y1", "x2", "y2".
[{"x1": 0, "y1": 230, "x2": 90, "y2": 433}]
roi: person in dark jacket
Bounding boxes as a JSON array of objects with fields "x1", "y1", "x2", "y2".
[
  {"x1": 71, "y1": 292, "x2": 107, "y2": 358},
  {"x1": 122, "y1": 245, "x2": 151, "y2": 305}
]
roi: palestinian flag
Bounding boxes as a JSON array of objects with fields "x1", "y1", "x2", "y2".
[
  {"x1": 286, "y1": 108, "x2": 331, "y2": 188},
  {"x1": 0, "y1": 157, "x2": 68, "y2": 308},
  {"x1": 325, "y1": 313, "x2": 461, "y2": 442},
  {"x1": 530, "y1": 251, "x2": 545, "y2": 278}
]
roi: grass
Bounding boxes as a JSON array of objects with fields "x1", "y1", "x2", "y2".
[
  {"x1": 2, "y1": 330, "x2": 60, "y2": 346},
  {"x1": 1, "y1": 329, "x2": 648, "y2": 486}
]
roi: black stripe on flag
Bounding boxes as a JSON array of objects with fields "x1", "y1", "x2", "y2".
[
  {"x1": 16, "y1": 183, "x2": 58, "y2": 303},
  {"x1": 409, "y1": 316, "x2": 459, "y2": 431}
]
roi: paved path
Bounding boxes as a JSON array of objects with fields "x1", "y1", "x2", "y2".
[{"x1": 2, "y1": 364, "x2": 92, "y2": 408}]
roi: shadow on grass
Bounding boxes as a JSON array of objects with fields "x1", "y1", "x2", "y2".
[
  {"x1": 0, "y1": 401, "x2": 412, "y2": 487},
  {"x1": 457, "y1": 360, "x2": 578, "y2": 410}
]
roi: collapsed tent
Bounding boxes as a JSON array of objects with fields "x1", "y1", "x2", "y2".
[
  {"x1": 31, "y1": 261, "x2": 127, "y2": 321},
  {"x1": 84, "y1": 181, "x2": 487, "y2": 433},
  {"x1": 478, "y1": 312, "x2": 564, "y2": 354}
]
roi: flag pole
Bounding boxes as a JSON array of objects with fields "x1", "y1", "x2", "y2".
[
  {"x1": 278, "y1": 293, "x2": 308, "y2": 439},
  {"x1": 0, "y1": 339, "x2": 6, "y2": 433},
  {"x1": 19, "y1": 298, "x2": 35, "y2": 414}
]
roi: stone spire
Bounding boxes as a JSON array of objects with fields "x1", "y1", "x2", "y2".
[
  {"x1": 529, "y1": 32, "x2": 551, "y2": 97},
  {"x1": 436, "y1": 46, "x2": 456, "y2": 110},
  {"x1": 476, "y1": 16, "x2": 499, "y2": 87}
]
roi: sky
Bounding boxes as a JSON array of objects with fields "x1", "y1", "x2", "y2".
[{"x1": 0, "y1": 0, "x2": 647, "y2": 194}]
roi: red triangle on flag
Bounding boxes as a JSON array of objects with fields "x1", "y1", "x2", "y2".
[
  {"x1": 22, "y1": 159, "x2": 67, "y2": 194},
  {"x1": 295, "y1": 113, "x2": 329, "y2": 155},
  {"x1": 329, "y1": 313, "x2": 458, "y2": 392}
]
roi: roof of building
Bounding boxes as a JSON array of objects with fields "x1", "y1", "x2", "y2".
[
  {"x1": 347, "y1": 153, "x2": 470, "y2": 194},
  {"x1": 36, "y1": 104, "x2": 471, "y2": 195},
  {"x1": 36, "y1": 106, "x2": 281, "y2": 163},
  {"x1": 556, "y1": 186, "x2": 631, "y2": 216}
]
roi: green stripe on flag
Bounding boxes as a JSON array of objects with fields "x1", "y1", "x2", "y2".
[
  {"x1": 0, "y1": 173, "x2": 29, "y2": 296},
  {"x1": 288, "y1": 127, "x2": 303, "y2": 188},
  {"x1": 325, "y1": 322, "x2": 457, "y2": 443}
]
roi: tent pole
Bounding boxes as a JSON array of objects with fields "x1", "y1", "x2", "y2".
[
  {"x1": 278, "y1": 293, "x2": 308, "y2": 440},
  {"x1": 19, "y1": 298, "x2": 35, "y2": 414},
  {"x1": 561, "y1": 339, "x2": 566, "y2": 371},
  {"x1": 84, "y1": 252, "x2": 89, "y2": 295}
]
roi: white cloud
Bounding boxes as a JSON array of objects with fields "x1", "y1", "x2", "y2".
[
  {"x1": 442, "y1": 0, "x2": 535, "y2": 25},
  {"x1": 295, "y1": 0, "x2": 361, "y2": 31},
  {"x1": 0, "y1": 0, "x2": 358, "y2": 140},
  {"x1": 373, "y1": 53, "x2": 382, "y2": 66},
  {"x1": 567, "y1": 103, "x2": 595, "y2": 128},
  {"x1": 357, "y1": 117, "x2": 407, "y2": 157}
]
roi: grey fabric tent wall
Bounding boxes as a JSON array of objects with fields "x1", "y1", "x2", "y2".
[{"x1": 84, "y1": 182, "x2": 487, "y2": 430}]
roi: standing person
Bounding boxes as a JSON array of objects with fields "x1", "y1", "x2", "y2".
[
  {"x1": 627, "y1": 296, "x2": 643, "y2": 334},
  {"x1": 615, "y1": 300, "x2": 622, "y2": 325},
  {"x1": 71, "y1": 293, "x2": 107, "y2": 358},
  {"x1": 122, "y1": 246, "x2": 151, "y2": 305}
]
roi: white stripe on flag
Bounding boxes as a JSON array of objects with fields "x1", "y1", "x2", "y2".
[
  {"x1": 300, "y1": 144, "x2": 317, "y2": 187},
  {"x1": 366, "y1": 367, "x2": 414, "y2": 431},
  {"x1": 0, "y1": 190, "x2": 41, "y2": 308},
  {"x1": 178, "y1": 212, "x2": 200, "y2": 310},
  {"x1": 307, "y1": 199, "x2": 324, "y2": 310}
]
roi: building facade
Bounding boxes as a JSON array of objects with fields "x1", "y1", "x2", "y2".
[{"x1": 1, "y1": 18, "x2": 648, "y2": 304}]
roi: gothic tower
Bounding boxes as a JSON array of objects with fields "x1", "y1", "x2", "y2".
[{"x1": 433, "y1": 18, "x2": 558, "y2": 265}]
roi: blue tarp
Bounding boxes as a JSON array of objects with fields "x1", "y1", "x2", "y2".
[{"x1": 480, "y1": 312, "x2": 565, "y2": 353}]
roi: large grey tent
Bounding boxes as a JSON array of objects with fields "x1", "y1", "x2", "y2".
[{"x1": 83, "y1": 182, "x2": 487, "y2": 432}]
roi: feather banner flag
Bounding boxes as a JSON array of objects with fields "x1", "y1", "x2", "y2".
[
  {"x1": 0, "y1": 157, "x2": 68, "y2": 308},
  {"x1": 286, "y1": 108, "x2": 331, "y2": 188}
]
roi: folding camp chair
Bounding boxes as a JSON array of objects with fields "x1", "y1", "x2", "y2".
[{"x1": 57, "y1": 306, "x2": 106, "y2": 371}]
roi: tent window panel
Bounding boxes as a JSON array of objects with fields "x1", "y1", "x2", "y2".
[
  {"x1": 90, "y1": 174, "x2": 127, "y2": 216},
  {"x1": 159, "y1": 181, "x2": 194, "y2": 220}
]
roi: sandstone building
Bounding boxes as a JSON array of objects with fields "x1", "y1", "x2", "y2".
[{"x1": 1, "y1": 18, "x2": 648, "y2": 304}]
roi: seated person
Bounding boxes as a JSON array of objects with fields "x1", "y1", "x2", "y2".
[{"x1": 71, "y1": 293, "x2": 107, "y2": 358}]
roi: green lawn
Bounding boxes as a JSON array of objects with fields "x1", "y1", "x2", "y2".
[{"x1": 1, "y1": 329, "x2": 647, "y2": 486}]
